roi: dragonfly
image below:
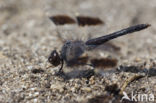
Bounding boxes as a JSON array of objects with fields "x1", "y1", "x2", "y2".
[{"x1": 47, "y1": 15, "x2": 150, "y2": 74}]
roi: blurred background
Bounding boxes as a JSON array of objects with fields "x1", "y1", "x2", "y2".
[{"x1": 0, "y1": 0, "x2": 156, "y2": 62}]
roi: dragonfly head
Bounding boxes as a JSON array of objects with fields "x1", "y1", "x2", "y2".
[{"x1": 48, "y1": 50, "x2": 61, "y2": 66}]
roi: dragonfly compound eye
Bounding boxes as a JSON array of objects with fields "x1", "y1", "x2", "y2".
[{"x1": 48, "y1": 50, "x2": 61, "y2": 66}]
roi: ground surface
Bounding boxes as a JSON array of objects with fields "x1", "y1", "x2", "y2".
[{"x1": 0, "y1": 0, "x2": 156, "y2": 103}]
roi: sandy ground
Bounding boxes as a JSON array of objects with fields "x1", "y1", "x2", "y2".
[{"x1": 1, "y1": 0, "x2": 156, "y2": 103}]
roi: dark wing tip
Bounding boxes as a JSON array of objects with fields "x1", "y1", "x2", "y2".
[
  {"x1": 49, "y1": 15, "x2": 76, "y2": 25},
  {"x1": 91, "y1": 58, "x2": 118, "y2": 68},
  {"x1": 76, "y1": 16, "x2": 104, "y2": 26}
]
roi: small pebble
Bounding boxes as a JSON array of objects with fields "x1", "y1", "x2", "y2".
[{"x1": 81, "y1": 87, "x2": 92, "y2": 92}]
